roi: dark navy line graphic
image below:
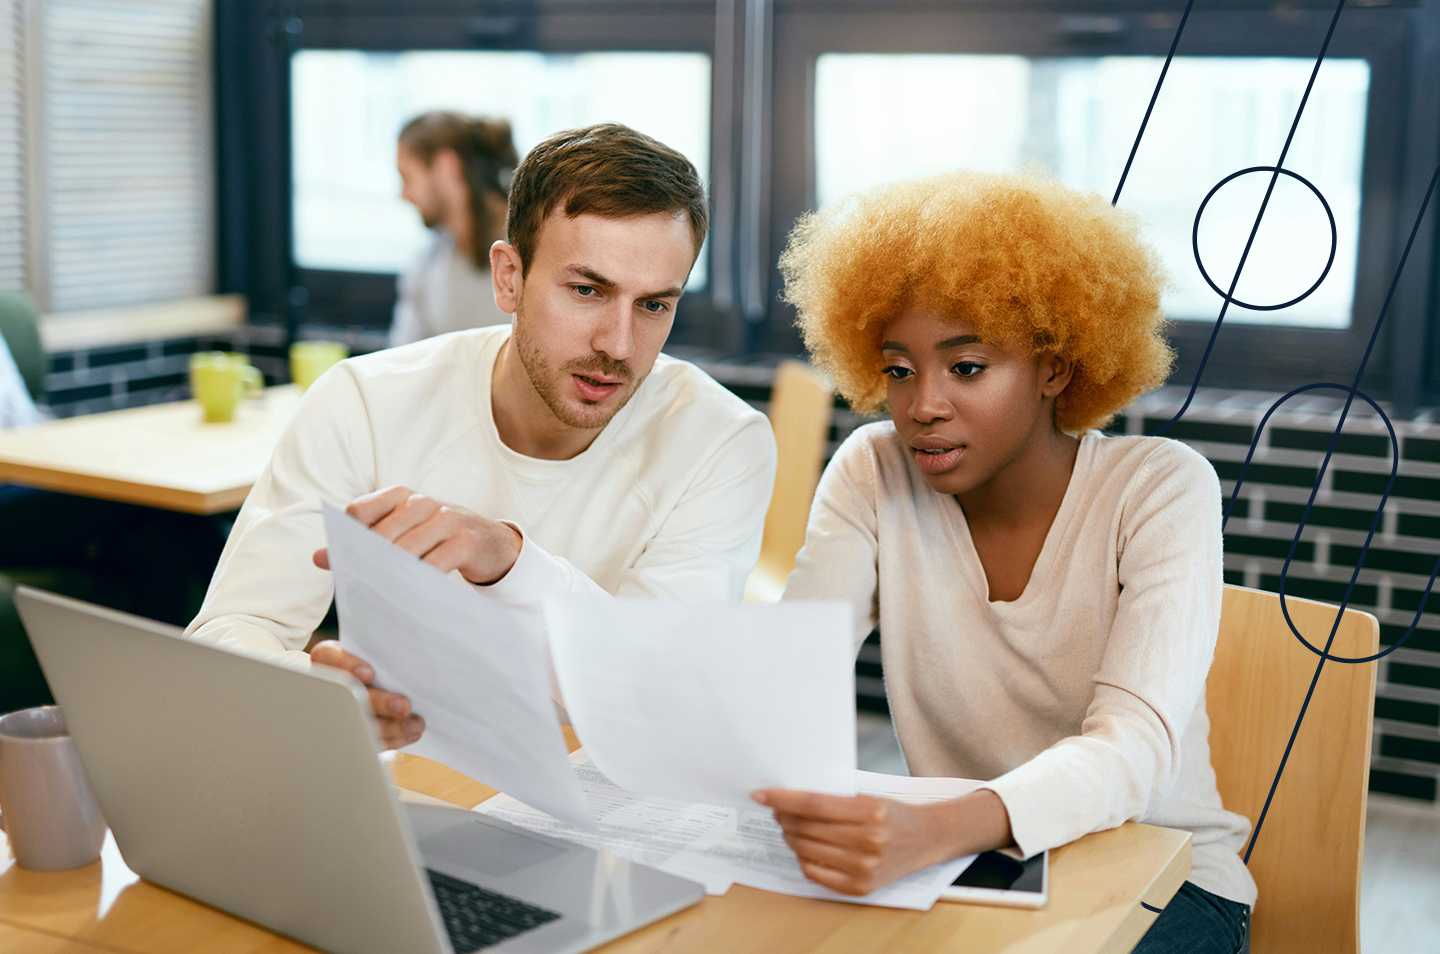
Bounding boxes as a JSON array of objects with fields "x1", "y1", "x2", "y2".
[
  {"x1": 1238, "y1": 163, "x2": 1439, "y2": 864},
  {"x1": 1105, "y1": 0, "x2": 1439, "y2": 864},
  {"x1": 1110, "y1": 0, "x2": 1197, "y2": 208},
  {"x1": 1156, "y1": 0, "x2": 1349, "y2": 431}
]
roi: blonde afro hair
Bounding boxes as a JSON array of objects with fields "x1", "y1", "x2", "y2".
[{"x1": 779, "y1": 171, "x2": 1174, "y2": 433}]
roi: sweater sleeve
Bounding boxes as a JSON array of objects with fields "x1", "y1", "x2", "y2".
[
  {"x1": 780, "y1": 427, "x2": 881, "y2": 656},
  {"x1": 485, "y1": 413, "x2": 777, "y2": 605},
  {"x1": 983, "y1": 442, "x2": 1225, "y2": 858},
  {"x1": 184, "y1": 365, "x2": 377, "y2": 665}
]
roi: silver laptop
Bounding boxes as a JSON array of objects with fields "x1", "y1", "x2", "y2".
[{"x1": 15, "y1": 587, "x2": 703, "y2": 954}]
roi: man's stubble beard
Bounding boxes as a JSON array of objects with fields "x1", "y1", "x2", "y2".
[{"x1": 511, "y1": 296, "x2": 644, "y2": 432}]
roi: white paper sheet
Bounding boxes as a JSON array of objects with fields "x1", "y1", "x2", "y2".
[
  {"x1": 668, "y1": 771, "x2": 981, "y2": 910},
  {"x1": 323, "y1": 504, "x2": 594, "y2": 829},
  {"x1": 474, "y1": 749, "x2": 736, "y2": 895},
  {"x1": 545, "y1": 598, "x2": 857, "y2": 808}
]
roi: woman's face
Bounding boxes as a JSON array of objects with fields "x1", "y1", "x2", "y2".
[{"x1": 881, "y1": 306, "x2": 1067, "y2": 496}]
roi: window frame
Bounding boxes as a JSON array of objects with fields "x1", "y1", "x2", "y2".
[
  {"x1": 219, "y1": 0, "x2": 1440, "y2": 409},
  {"x1": 764, "y1": 0, "x2": 1439, "y2": 409},
  {"x1": 221, "y1": 0, "x2": 741, "y2": 351}
]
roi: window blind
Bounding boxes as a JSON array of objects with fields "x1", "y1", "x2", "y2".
[
  {"x1": 39, "y1": 0, "x2": 213, "y2": 312},
  {"x1": 0, "y1": 0, "x2": 24, "y2": 293}
]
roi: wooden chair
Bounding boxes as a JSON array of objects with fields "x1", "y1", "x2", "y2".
[
  {"x1": 744, "y1": 360, "x2": 833, "y2": 603},
  {"x1": 1206, "y1": 584, "x2": 1379, "y2": 954}
]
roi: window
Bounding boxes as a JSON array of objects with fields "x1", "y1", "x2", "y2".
[
  {"x1": 814, "y1": 54, "x2": 1369, "y2": 330},
  {"x1": 225, "y1": 1, "x2": 1437, "y2": 403},
  {"x1": 764, "y1": 3, "x2": 1433, "y2": 402},
  {"x1": 0, "y1": 0, "x2": 24, "y2": 292},
  {"x1": 291, "y1": 49, "x2": 712, "y2": 287},
  {"x1": 31, "y1": 0, "x2": 214, "y2": 313}
]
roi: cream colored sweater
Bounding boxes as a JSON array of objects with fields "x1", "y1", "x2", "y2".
[
  {"x1": 187, "y1": 326, "x2": 776, "y2": 664},
  {"x1": 784, "y1": 423, "x2": 1257, "y2": 906}
]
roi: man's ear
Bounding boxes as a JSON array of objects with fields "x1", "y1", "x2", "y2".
[
  {"x1": 490, "y1": 240, "x2": 523, "y2": 315},
  {"x1": 1039, "y1": 353, "x2": 1075, "y2": 399}
]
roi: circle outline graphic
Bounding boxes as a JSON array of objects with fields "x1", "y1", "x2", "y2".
[{"x1": 1191, "y1": 165, "x2": 1339, "y2": 312}]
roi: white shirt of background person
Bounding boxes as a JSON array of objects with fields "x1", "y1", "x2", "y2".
[
  {"x1": 0, "y1": 336, "x2": 41, "y2": 429},
  {"x1": 389, "y1": 231, "x2": 509, "y2": 347}
]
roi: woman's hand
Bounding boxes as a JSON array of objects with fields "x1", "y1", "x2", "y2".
[
  {"x1": 752, "y1": 790, "x2": 948, "y2": 895},
  {"x1": 751, "y1": 787, "x2": 1014, "y2": 895}
]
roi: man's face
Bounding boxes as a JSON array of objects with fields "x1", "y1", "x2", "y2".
[
  {"x1": 506, "y1": 210, "x2": 696, "y2": 431},
  {"x1": 396, "y1": 145, "x2": 443, "y2": 229}
]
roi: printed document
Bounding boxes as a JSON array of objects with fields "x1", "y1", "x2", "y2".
[
  {"x1": 479, "y1": 750, "x2": 982, "y2": 911},
  {"x1": 667, "y1": 771, "x2": 982, "y2": 910},
  {"x1": 323, "y1": 505, "x2": 593, "y2": 828},
  {"x1": 475, "y1": 749, "x2": 736, "y2": 895}
]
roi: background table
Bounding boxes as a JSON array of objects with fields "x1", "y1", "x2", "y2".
[
  {"x1": 0, "y1": 745, "x2": 1190, "y2": 953},
  {"x1": 0, "y1": 386, "x2": 301, "y2": 514}
]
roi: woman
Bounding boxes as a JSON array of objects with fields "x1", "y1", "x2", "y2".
[{"x1": 755, "y1": 172, "x2": 1255, "y2": 953}]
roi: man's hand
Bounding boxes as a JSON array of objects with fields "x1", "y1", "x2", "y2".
[
  {"x1": 313, "y1": 485, "x2": 523, "y2": 585},
  {"x1": 752, "y1": 787, "x2": 1011, "y2": 896},
  {"x1": 310, "y1": 640, "x2": 425, "y2": 750}
]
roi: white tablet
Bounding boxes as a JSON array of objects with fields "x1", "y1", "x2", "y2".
[{"x1": 939, "y1": 848, "x2": 1048, "y2": 908}]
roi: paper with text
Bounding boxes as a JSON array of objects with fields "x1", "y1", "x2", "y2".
[
  {"x1": 323, "y1": 504, "x2": 593, "y2": 829},
  {"x1": 474, "y1": 749, "x2": 735, "y2": 895},
  {"x1": 669, "y1": 770, "x2": 981, "y2": 910}
]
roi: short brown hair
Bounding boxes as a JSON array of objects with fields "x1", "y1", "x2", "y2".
[
  {"x1": 398, "y1": 111, "x2": 519, "y2": 269},
  {"x1": 506, "y1": 123, "x2": 708, "y2": 274},
  {"x1": 780, "y1": 171, "x2": 1173, "y2": 433}
]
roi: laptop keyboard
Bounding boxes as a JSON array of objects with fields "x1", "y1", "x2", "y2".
[{"x1": 426, "y1": 868, "x2": 562, "y2": 953}]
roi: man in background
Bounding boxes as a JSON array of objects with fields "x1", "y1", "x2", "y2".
[{"x1": 391, "y1": 111, "x2": 518, "y2": 346}]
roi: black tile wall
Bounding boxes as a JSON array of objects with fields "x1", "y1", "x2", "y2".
[
  {"x1": 1375, "y1": 697, "x2": 1439, "y2": 728},
  {"x1": 1389, "y1": 662, "x2": 1440, "y2": 691},
  {"x1": 1268, "y1": 428, "x2": 1394, "y2": 457},
  {"x1": 1212, "y1": 460, "x2": 1321, "y2": 488},
  {"x1": 1265, "y1": 502, "x2": 1382, "y2": 533},
  {"x1": 1369, "y1": 768, "x2": 1436, "y2": 801},
  {"x1": 1401, "y1": 437, "x2": 1440, "y2": 463},
  {"x1": 1261, "y1": 574, "x2": 1379, "y2": 607},
  {"x1": 1142, "y1": 417, "x2": 1255, "y2": 444},
  {"x1": 1379, "y1": 623, "x2": 1440, "y2": 655},
  {"x1": 1226, "y1": 535, "x2": 1315, "y2": 562},
  {"x1": 1379, "y1": 734, "x2": 1440, "y2": 764},
  {"x1": 1143, "y1": 388, "x2": 1440, "y2": 805},
  {"x1": 1335, "y1": 471, "x2": 1440, "y2": 501}
]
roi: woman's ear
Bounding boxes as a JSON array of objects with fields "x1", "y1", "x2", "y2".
[
  {"x1": 1038, "y1": 353, "x2": 1075, "y2": 400},
  {"x1": 489, "y1": 241, "x2": 523, "y2": 315}
]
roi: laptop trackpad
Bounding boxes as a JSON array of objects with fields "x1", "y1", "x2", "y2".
[{"x1": 413, "y1": 808, "x2": 567, "y2": 879}]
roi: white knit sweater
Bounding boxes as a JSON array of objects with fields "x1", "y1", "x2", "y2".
[{"x1": 784, "y1": 422, "x2": 1256, "y2": 905}]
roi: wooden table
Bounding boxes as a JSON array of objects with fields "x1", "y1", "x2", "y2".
[
  {"x1": 0, "y1": 749, "x2": 1191, "y2": 953},
  {"x1": 0, "y1": 386, "x2": 302, "y2": 514}
]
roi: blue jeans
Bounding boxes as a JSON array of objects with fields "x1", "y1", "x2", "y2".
[{"x1": 1133, "y1": 881, "x2": 1250, "y2": 954}]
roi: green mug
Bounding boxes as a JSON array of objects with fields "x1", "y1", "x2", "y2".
[
  {"x1": 290, "y1": 340, "x2": 349, "y2": 392},
  {"x1": 190, "y1": 352, "x2": 263, "y2": 423}
]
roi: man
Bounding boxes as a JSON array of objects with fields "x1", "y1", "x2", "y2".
[
  {"x1": 187, "y1": 123, "x2": 777, "y2": 748},
  {"x1": 390, "y1": 111, "x2": 518, "y2": 346}
]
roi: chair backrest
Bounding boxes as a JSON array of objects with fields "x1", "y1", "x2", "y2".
[
  {"x1": 0, "y1": 291, "x2": 46, "y2": 402},
  {"x1": 745, "y1": 360, "x2": 833, "y2": 602},
  {"x1": 1206, "y1": 584, "x2": 1378, "y2": 954}
]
